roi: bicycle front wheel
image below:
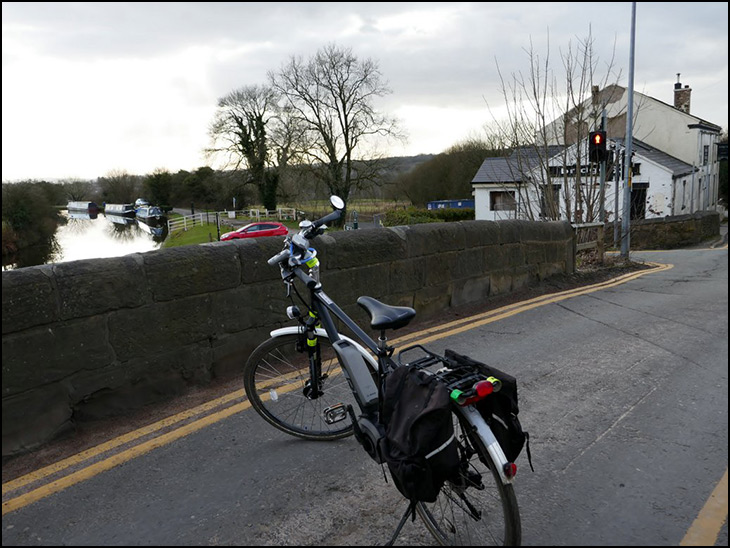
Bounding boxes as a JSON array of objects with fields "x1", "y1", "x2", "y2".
[
  {"x1": 243, "y1": 333, "x2": 362, "y2": 441},
  {"x1": 417, "y1": 407, "x2": 521, "y2": 546}
]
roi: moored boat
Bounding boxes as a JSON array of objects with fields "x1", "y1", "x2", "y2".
[
  {"x1": 67, "y1": 201, "x2": 99, "y2": 212},
  {"x1": 135, "y1": 205, "x2": 165, "y2": 222},
  {"x1": 104, "y1": 203, "x2": 136, "y2": 216}
]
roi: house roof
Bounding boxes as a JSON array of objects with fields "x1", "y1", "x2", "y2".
[
  {"x1": 626, "y1": 139, "x2": 697, "y2": 178},
  {"x1": 471, "y1": 146, "x2": 564, "y2": 184},
  {"x1": 576, "y1": 84, "x2": 722, "y2": 133}
]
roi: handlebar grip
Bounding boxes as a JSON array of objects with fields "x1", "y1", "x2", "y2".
[
  {"x1": 268, "y1": 249, "x2": 291, "y2": 266},
  {"x1": 312, "y1": 209, "x2": 342, "y2": 229}
]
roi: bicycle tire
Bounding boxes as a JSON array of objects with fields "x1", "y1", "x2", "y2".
[
  {"x1": 243, "y1": 333, "x2": 362, "y2": 441},
  {"x1": 417, "y1": 406, "x2": 522, "y2": 546}
]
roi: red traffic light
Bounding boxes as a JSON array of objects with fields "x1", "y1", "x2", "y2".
[{"x1": 589, "y1": 130, "x2": 607, "y2": 162}]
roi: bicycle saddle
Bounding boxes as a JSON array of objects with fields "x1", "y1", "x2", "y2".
[{"x1": 356, "y1": 296, "x2": 416, "y2": 331}]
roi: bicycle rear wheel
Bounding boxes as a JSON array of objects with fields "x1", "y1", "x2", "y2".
[
  {"x1": 417, "y1": 407, "x2": 521, "y2": 546},
  {"x1": 243, "y1": 333, "x2": 360, "y2": 441}
]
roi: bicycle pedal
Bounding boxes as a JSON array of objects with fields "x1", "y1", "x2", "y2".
[{"x1": 323, "y1": 403, "x2": 349, "y2": 424}]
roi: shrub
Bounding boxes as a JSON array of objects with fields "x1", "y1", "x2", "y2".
[{"x1": 382, "y1": 207, "x2": 474, "y2": 226}]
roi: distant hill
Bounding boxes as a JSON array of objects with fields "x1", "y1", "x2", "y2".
[{"x1": 381, "y1": 154, "x2": 436, "y2": 172}]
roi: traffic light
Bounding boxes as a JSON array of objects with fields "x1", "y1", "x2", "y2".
[{"x1": 589, "y1": 130, "x2": 607, "y2": 163}]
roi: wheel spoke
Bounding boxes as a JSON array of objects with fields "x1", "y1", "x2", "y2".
[
  {"x1": 243, "y1": 335, "x2": 357, "y2": 440},
  {"x1": 417, "y1": 409, "x2": 521, "y2": 545}
]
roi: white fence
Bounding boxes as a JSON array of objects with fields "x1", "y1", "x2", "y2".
[
  {"x1": 167, "y1": 213, "x2": 209, "y2": 233},
  {"x1": 168, "y1": 208, "x2": 308, "y2": 234},
  {"x1": 227, "y1": 208, "x2": 304, "y2": 222}
]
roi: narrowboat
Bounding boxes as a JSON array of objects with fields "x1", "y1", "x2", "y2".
[
  {"x1": 135, "y1": 205, "x2": 165, "y2": 222},
  {"x1": 104, "y1": 203, "x2": 136, "y2": 216},
  {"x1": 67, "y1": 201, "x2": 99, "y2": 213}
]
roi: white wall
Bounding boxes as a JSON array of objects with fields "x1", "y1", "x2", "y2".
[
  {"x1": 474, "y1": 150, "x2": 682, "y2": 222},
  {"x1": 473, "y1": 184, "x2": 519, "y2": 221}
]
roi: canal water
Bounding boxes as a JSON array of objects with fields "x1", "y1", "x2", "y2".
[{"x1": 3, "y1": 211, "x2": 168, "y2": 270}]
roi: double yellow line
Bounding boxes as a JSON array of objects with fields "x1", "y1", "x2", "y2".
[
  {"x1": 1, "y1": 261, "x2": 668, "y2": 515},
  {"x1": 2, "y1": 259, "x2": 725, "y2": 545},
  {"x1": 2, "y1": 391, "x2": 251, "y2": 515}
]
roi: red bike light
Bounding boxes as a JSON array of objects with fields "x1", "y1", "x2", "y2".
[
  {"x1": 503, "y1": 462, "x2": 517, "y2": 478},
  {"x1": 474, "y1": 380, "x2": 494, "y2": 398}
]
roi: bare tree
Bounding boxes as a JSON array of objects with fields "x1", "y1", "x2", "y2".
[
  {"x1": 98, "y1": 169, "x2": 142, "y2": 204},
  {"x1": 269, "y1": 43, "x2": 404, "y2": 207},
  {"x1": 60, "y1": 179, "x2": 94, "y2": 201},
  {"x1": 207, "y1": 85, "x2": 283, "y2": 210},
  {"x1": 487, "y1": 28, "x2": 623, "y2": 222}
]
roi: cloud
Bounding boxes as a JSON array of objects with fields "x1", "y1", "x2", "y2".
[{"x1": 2, "y1": 2, "x2": 727, "y2": 181}]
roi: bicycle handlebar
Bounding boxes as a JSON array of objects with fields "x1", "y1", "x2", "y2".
[
  {"x1": 311, "y1": 209, "x2": 342, "y2": 229},
  {"x1": 267, "y1": 198, "x2": 344, "y2": 270}
]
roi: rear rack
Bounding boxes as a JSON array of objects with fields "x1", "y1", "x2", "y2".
[{"x1": 396, "y1": 344, "x2": 489, "y2": 394}]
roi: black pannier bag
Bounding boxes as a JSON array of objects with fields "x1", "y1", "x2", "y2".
[
  {"x1": 444, "y1": 349, "x2": 532, "y2": 468},
  {"x1": 379, "y1": 364, "x2": 460, "y2": 502}
]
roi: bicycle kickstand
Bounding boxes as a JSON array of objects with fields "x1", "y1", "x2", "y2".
[{"x1": 384, "y1": 499, "x2": 418, "y2": 546}]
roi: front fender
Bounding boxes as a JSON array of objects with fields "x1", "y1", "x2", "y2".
[{"x1": 269, "y1": 326, "x2": 379, "y2": 372}]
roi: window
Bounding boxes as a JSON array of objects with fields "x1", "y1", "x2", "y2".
[{"x1": 490, "y1": 191, "x2": 516, "y2": 211}]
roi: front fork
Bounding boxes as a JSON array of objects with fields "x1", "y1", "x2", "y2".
[{"x1": 301, "y1": 311, "x2": 324, "y2": 400}]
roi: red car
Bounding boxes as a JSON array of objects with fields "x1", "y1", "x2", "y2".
[{"x1": 220, "y1": 221, "x2": 289, "y2": 241}]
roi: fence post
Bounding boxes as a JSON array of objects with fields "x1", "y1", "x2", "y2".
[{"x1": 598, "y1": 224, "x2": 605, "y2": 263}]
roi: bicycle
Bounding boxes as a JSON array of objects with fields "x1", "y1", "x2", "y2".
[{"x1": 243, "y1": 196, "x2": 522, "y2": 546}]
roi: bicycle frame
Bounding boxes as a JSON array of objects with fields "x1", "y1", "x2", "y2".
[
  {"x1": 248, "y1": 199, "x2": 523, "y2": 545},
  {"x1": 283, "y1": 266, "x2": 515, "y2": 484},
  {"x1": 303, "y1": 278, "x2": 387, "y2": 418}
]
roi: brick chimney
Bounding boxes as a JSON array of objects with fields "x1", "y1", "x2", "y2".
[{"x1": 674, "y1": 73, "x2": 691, "y2": 114}]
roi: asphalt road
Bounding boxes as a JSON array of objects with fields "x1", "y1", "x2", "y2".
[{"x1": 2, "y1": 239, "x2": 727, "y2": 546}]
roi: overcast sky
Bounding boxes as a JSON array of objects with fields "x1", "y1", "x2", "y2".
[{"x1": 2, "y1": 2, "x2": 728, "y2": 182}]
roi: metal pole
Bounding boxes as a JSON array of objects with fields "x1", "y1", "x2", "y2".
[
  {"x1": 614, "y1": 141, "x2": 621, "y2": 247},
  {"x1": 599, "y1": 110, "x2": 607, "y2": 224},
  {"x1": 621, "y1": 2, "x2": 636, "y2": 259}
]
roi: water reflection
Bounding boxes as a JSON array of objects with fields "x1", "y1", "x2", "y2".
[
  {"x1": 136, "y1": 218, "x2": 169, "y2": 243},
  {"x1": 3, "y1": 210, "x2": 167, "y2": 269},
  {"x1": 3, "y1": 238, "x2": 62, "y2": 269}
]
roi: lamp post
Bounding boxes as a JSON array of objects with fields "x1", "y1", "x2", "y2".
[{"x1": 621, "y1": 2, "x2": 637, "y2": 259}]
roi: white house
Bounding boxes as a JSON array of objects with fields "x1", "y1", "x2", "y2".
[{"x1": 472, "y1": 79, "x2": 724, "y2": 222}]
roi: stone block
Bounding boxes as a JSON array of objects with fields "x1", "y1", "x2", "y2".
[
  {"x1": 2, "y1": 317, "x2": 114, "y2": 396},
  {"x1": 108, "y1": 295, "x2": 214, "y2": 359},
  {"x1": 2, "y1": 384, "x2": 73, "y2": 456},
  {"x1": 143, "y1": 245, "x2": 242, "y2": 301},
  {"x1": 54, "y1": 255, "x2": 148, "y2": 320},
  {"x1": 2, "y1": 265, "x2": 58, "y2": 334}
]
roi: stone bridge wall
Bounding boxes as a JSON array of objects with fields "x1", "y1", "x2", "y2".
[
  {"x1": 4, "y1": 219, "x2": 576, "y2": 456},
  {"x1": 607, "y1": 211, "x2": 721, "y2": 249}
]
